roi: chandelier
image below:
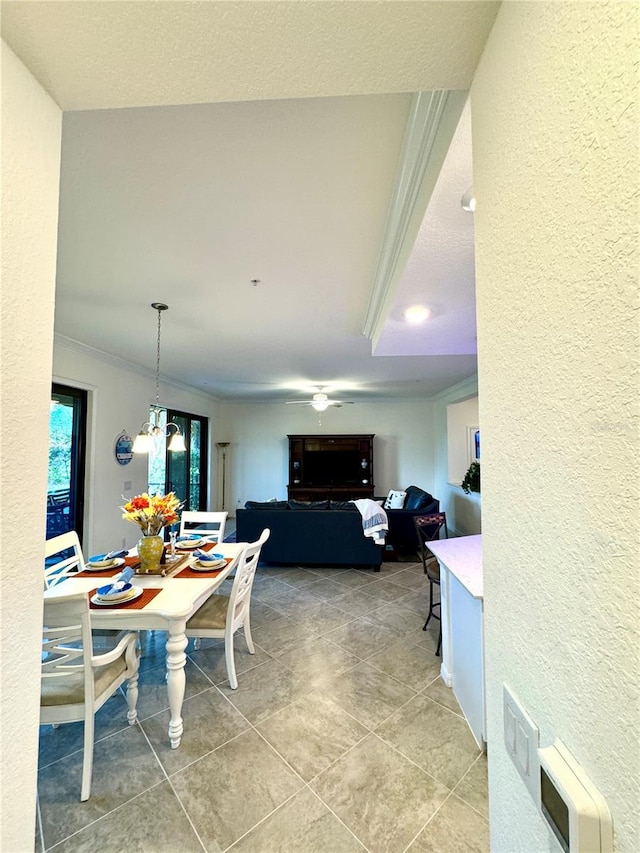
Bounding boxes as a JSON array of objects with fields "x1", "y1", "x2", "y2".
[{"x1": 132, "y1": 303, "x2": 186, "y2": 454}]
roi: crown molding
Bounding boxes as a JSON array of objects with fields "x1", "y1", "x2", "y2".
[
  {"x1": 362, "y1": 89, "x2": 468, "y2": 346},
  {"x1": 54, "y1": 333, "x2": 219, "y2": 403}
]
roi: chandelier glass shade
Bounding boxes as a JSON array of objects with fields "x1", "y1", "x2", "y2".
[{"x1": 132, "y1": 303, "x2": 186, "y2": 454}]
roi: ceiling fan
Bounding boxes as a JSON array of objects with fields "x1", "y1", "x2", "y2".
[{"x1": 285, "y1": 388, "x2": 355, "y2": 412}]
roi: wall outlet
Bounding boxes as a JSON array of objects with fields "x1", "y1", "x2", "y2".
[
  {"x1": 123, "y1": 480, "x2": 132, "y2": 492},
  {"x1": 503, "y1": 684, "x2": 540, "y2": 803}
]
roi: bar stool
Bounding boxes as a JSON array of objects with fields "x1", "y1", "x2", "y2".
[{"x1": 413, "y1": 513, "x2": 448, "y2": 656}]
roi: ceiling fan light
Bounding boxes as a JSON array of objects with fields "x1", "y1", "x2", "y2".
[{"x1": 312, "y1": 400, "x2": 329, "y2": 412}]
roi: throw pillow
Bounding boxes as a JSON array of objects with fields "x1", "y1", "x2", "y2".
[
  {"x1": 404, "y1": 486, "x2": 434, "y2": 510},
  {"x1": 384, "y1": 489, "x2": 407, "y2": 510}
]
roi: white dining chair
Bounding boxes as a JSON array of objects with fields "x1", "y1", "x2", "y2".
[
  {"x1": 179, "y1": 510, "x2": 228, "y2": 542},
  {"x1": 44, "y1": 530, "x2": 86, "y2": 588},
  {"x1": 41, "y1": 592, "x2": 139, "y2": 801},
  {"x1": 186, "y1": 528, "x2": 270, "y2": 689}
]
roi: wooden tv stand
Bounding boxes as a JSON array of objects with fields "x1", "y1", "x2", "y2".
[{"x1": 287, "y1": 434, "x2": 375, "y2": 502}]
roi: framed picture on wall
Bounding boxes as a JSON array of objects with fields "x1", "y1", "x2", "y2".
[{"x1": 467, "y1": 426, "x2": 480, "y2": 464}]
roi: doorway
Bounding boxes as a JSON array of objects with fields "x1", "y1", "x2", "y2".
[{"x1": 47, "y1": 383, "x2": 87, "y2": 541}]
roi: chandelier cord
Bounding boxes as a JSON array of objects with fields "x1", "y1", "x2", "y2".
[{"x1": 155, "y1": 305, "x2": 162, "y2": 410}]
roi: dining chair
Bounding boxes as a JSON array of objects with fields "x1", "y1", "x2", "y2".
[
  {"x1": 41, "y1": 592, "x2": 139, "y2": 801},
  {"x1": 44, "y1": 530, "x2": 86, "y2": 588},
  {"x1": 413, "y1": 512, "x2": 449, "y2": 656},
  {"x1": 186, "y1": 528, "x2": 270, "y2": 688},
  {"x1": 179, "y1": 510, "x2": 228, "y2": 543}
]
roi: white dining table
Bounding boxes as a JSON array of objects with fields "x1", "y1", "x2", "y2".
[{"x1": 43, "y1": 542, "x2": 245, "y2": 748}]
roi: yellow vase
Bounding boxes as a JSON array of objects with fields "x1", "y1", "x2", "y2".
[{"x1": 138, "y1": 534, "x2": 164, "y2": 573}]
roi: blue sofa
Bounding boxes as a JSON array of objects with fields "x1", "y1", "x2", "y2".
[
  {"x1": 235, "y1": 500, "x2": 383, "y2": 571},
  {"x1": 377, "y1": 486, "x2": 440, "y2": 553}
]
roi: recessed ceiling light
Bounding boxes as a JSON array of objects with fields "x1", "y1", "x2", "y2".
[
  {"x1": 461, "y1": 188, "x2": 476, "y2": 212},
  {"x1": 404, "y1": 305, "x2": 430, "y2": 324}
]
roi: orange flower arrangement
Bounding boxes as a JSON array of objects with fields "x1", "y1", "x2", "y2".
[{"x1": 120, "y1": 492, "x2": 183, "y2": 536}]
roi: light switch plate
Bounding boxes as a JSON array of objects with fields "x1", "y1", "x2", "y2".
[{"x1": 503, "y1": 684, "x2": 540, "y2": 803}]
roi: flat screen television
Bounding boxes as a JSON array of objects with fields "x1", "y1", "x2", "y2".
[{"x1": 302, "y1": 449, "x2": 362, "y2": 485}]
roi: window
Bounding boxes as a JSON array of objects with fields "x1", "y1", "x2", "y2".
[
  {"x1": 147, "y1": 408, "x2": 208, "y2": 511},
  {"x1": 47, "y1": 384, "x2": 87, "y2": 540}
]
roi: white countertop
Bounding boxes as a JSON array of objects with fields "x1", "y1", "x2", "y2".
[{"x1": 429, "y1": 534, "x2": 483, "y2": 599}]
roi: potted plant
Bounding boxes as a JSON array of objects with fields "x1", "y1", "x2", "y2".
[{"x1": 461, "y1": 461, "x2": 481, "y2": 494}]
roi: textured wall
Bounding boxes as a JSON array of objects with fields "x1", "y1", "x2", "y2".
[
  {"x1": 472, "y1": 4, "x2": 639, "y2": 851},
  {"x1": 0, "y1": 41, "x2": 62, "y2": 850}
]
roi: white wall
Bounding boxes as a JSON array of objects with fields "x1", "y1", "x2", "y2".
[
  {"x1": 53, "y1": 339, "x2": 222, "y2": 554},
  {"x1": 472, "y1": 4, "x2": 639, "y2": 851},
  {"x1": 0, "y1": 41, "x2": 62, "y2": 852},
  {"x1": 216, "y1": 398, "x2": 436, "y2": 512},
  {"x1": 431, "y1": 377, "x2": 481, "y2": 536}
]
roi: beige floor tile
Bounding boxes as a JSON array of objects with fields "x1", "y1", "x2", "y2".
[
  {"x1": 364, "y1": 601, "x2": 427, "y2": 636},
  {"x1": 376, "y1": 693, "x2": 481, "y2": 789},
  {"x1": 38, "y1": 725, "x2": 165, "y2": 849},
  {"x1": 140, "y1": 686, "x2": 250, "y2": 775},
  {"x1": 51, "y1": 781, "x2": 203, "y2": 853},
  {"x1": 251, "y1": 614, "x2": 314, "y2": 657},
  {"x1": 323, "y1": 616, "x2": 406, "y2": 661},
  {"x1": 220, "y1": 657, "x2": 307, "y2": 724},
  {"x1": 277, "y1": 635, "x2": 361, "y2": 683},
  {"x1": 231, "y1": 786, "x2": 366, "y2": 852},
  {"x1": 454, "y1": 754, "x2": 489, "y2": 819},
  {"x1": 257, "y1": 690, "x2": 369, "y2": 781},
  {"x1": 171, "y1": 729, "x2": 303, "y2": 851},
  {"x1": 406, "y1": 794, "x2": 489, "y2": 852},
  {"x1": 311, "y1": 734, "x2": 449, "y2": 853},
  {"x1": 421, "y1": 675, "x2": 464, "y2": 716},
  {"x1": 330, "y1": 587, "x2": 386, "y2": 618},
  {"x1": 366, "y1": 638, "x2": 442, "y2": 691},
  {"x1": 322, "y1": 661, "x2": 416, "y2": 729}
]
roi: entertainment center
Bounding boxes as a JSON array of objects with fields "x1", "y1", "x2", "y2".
[{"x1": 287, "y1": 434, "x2": 375, "y2": 501}]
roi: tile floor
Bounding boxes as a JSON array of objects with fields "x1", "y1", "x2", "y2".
[{"x1": 37, "y1": 557, "x2": 489, "y2": 853}]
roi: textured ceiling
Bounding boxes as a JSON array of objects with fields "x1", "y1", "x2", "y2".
[{"x1": 2, "y1": 1, "x2": 498, "y2": 402}]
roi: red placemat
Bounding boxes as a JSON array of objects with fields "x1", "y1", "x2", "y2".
[
  {"x1": 77, "y1": 568, "x2": 121, "y2": 578},
  {"x1": 175, "y1": 540, "x2": 218, "y2": 553},
  {"x1": 174, "y1": 558, "x2": 232, "y2": 579},
  {"x1": 89, "y1": 587, "x2": 162, "y2": 610}
]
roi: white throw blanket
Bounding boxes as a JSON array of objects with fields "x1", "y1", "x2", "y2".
[{"x1": 351, "y1": 499, "x2": 388, "y2": 545}]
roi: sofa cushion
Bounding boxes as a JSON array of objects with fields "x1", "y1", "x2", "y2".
[
  {"x1": 329, "y1": 500, "x2": 358, "y2": 511},
  {"x1": 244, "y1": 500, "x2": 289, "y2": 510},
  {"x1": 404, "y1": 485, "x2": 434, "y2": 511},
  {"x1": 384, "y1": 489, "x2": 407, "y2": 509},
  {"x1": 288, "y1": 499, "x2": 330, "y2": 511}
]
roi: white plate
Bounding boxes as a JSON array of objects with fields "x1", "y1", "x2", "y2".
[
  {"x1": 91, "y1": 586, "x2": 143, "y2": 606},
  {"x1": 86, "y1": 557, "x2": 126, "y2": 571},
  {"x1": 192, "y1": 559, "x2": 227, "y2": 571},
  {"x1": 176, "y1": 538, "x2": 204, "y2": 549}
]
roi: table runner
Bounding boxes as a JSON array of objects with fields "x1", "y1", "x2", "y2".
[{"x1": 89, "y1": 587, "x2": 162, "y2": 610}]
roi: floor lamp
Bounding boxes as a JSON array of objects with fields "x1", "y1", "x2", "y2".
[{"x1": 216, "y1": 442, "x2": 230, "y2": 511}]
